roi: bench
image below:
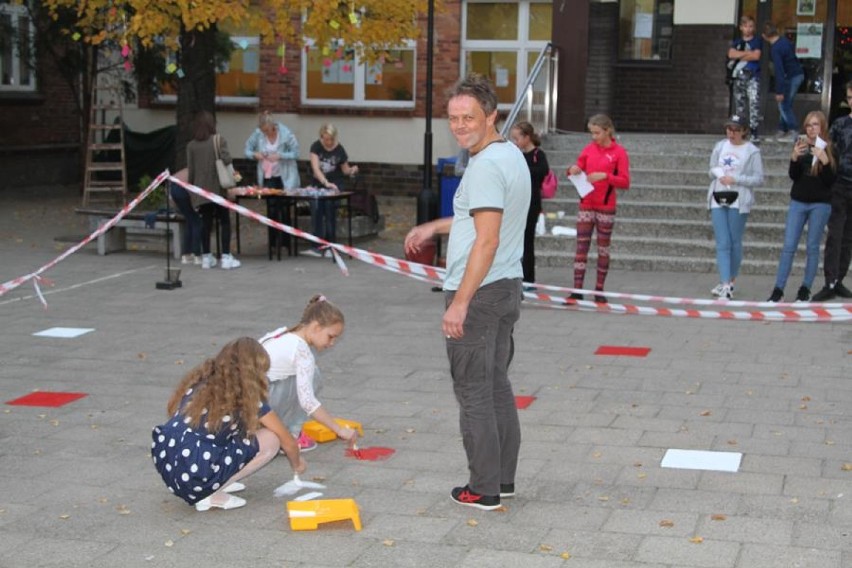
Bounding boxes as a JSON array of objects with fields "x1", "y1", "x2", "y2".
[{"x1": 75, "y1": 208, "x2": 185, "y2": 260}]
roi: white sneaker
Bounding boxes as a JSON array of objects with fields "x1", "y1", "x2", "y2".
[
  {"x1": 181, "y1": 254, "x2": 197, "y2": 265},
  {"x1": 220, "y1": 253, "x2": 241, "y2": 270},
  {"x1": 710, "y1": 283, "x2": 735, "y2": 296},
  {"x1": 194, "y1": 255, "x2": 203, "y2": 266},
  {"x1": 719, "y1": 284, "x2": 733, "y2": 300},
  {"x1": 301, "y1": 248, "x2": 323, "y2": 258},
  {"x1": 201, "y1": 254, "x2": 217, "y2": 269}
]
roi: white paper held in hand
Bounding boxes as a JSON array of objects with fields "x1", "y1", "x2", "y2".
[
  {"x1": 813, "y1": 136, "x2": 827, "y2": 167},
  {"x1": 568, "y1": 172, "x2": 595, "y2": 198}
]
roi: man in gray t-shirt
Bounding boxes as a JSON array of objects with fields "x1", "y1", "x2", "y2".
[{"x1": 405, "y1": 74, "x2": 530, "y2": 511}]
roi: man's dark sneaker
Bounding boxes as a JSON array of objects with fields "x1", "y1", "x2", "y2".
[
  {"x1": 565, "y1": 293, "x2": 583, "y2": 304},
  {"x1": 767, "y1": 287, "x2": 783, "y2": 302},
  {"x1": 795, "y1": 286, "x2": 810, "y2": 302},
  {"x1": 811, "y1": 285, "x2": 837, "y2": 302},
  {"x1": 499, "y1": 483, "x2": 515, "y2": 498},
  {"x1": 594, "y1": 295, "x2": 608, "y2": 304},
  {"x1": 450, "y1": 485, "x2": 501, "y2": 510},
  {"x1": 834, "y1": 282, "x2": 852, "y2": 298}
]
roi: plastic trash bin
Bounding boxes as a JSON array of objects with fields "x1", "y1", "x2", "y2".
[{"x1": 437, "y1": 157, "x2": 461, "y2": 218}]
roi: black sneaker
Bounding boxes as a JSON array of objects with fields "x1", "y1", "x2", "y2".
[
  {"x1": 499, "y1": 483, "x2": 515, "y2": 498},
  {"x1": 450, "y1": 485, "x2": 501, "y2": 510},
  {"x1": 811, "y1": 285, "x2": 836, "y2": 302},
  {"x1": 795, "y1": 286, "x2": 810, "y2": 302},
  {"x1": 767, "y1": 287, "x2": 783, "y2": 302},
  {"x1": 565, "y1": 293, "x2": 583, "y2": 304},
  {"x1": 594, "y1": 295, "x2": 608, "y2": 304},
  {"x1": 835, "y1": 282, "x2": 852, "y2": 298}
]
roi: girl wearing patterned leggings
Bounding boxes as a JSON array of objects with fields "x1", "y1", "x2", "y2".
[{"x1": 566, "y1": 115, "x2": 631, "y2": 303}]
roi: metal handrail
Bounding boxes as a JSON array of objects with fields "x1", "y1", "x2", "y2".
[{"x1": 500, "y1": 42, "x2": 559, "y2": 137}]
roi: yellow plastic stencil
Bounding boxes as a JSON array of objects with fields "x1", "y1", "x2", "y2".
[
  {"x1": 302, "y1": 418, "x2": 363, "y2": 443},
  {"x1": 287, "y1": 498, "x2": 362, "y2": 531}
]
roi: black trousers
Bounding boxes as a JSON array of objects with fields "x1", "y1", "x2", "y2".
[{"x1": 822, "y1": 183, "x2": 852, "y2": 285}]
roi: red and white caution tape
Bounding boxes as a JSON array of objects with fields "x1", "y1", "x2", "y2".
[
  {"x1": 0, "y1": 171, "x2": 170, "y2": 305},
  {"x1": 169, "y1": 174, "x2": 448, "y2": 283},
  {"x1": 521, "y1": 285, "x2": 852, "y2": 322},
  {"x1": 5, "y1": 168, "x2": 851, "y2": 323}
]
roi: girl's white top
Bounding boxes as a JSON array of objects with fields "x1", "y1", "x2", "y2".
[{"x1": 259, "y1": 326, "x2": 321, "y2": 414}]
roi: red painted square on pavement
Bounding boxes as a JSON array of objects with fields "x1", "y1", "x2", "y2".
[
  {"x1": 595, "y1": 345, "x2": 651, "y2": 357},
  {"x1": 6, "y1": 391, "x2": 88, "y2": 408},
  {"x1": 515, "y1": 395, "x2": 537, "y2": 409}
]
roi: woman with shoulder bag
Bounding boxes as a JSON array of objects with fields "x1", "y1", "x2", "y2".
[
  {"x1": 187, "y1": 111, "x2": 241, "y2": 270},
  {"x1": 706, "y1": 115, "x2": 764, "y2": 299},
  {"x1": 766, "y1": 111, "x2": 836, "y2": 302}
]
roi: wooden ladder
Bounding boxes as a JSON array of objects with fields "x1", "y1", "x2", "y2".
[{"x1": 82, "y1": 81, "x2": 127, "y2": 206}]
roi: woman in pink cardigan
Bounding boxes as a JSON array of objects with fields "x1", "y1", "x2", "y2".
[{"x1": 566, "y1": 114, "x2": 631, "y2": 303}]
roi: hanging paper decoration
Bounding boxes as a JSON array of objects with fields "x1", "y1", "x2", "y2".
[
  {"x1": 72, "y1": 32, "x2": 81, "y2": 41},
  {"x1": 329, "y1": 20, "x2": 340, "y2": 30},
  {"x1": 166, "y1": 62, "x2": 177, "y2": 74},
  {"x1": 176, "y1": 68, "x2": 185, "y2": 78},
  {"x1": 278, "y1": 43, "x2": 287, "y2": 74},
  {"x1": 349, "y1": 12, "x2": 358, "y2": 25},
  {"x1": 238, "y1": 39, "x2": 249, "y2": 50}
]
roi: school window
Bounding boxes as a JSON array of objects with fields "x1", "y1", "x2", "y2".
[
  {"x1": 301, "y1": 41, "x2": 416, "y2": 108},
  {"x1": 461, "y1": 0, "x2": 553, "y2": 107},
  {"x1": 157, "y1": 25, "x2": 260, "y2": 104},
  {"x1": 618, "y1": 0, "x2": 674, "y2": 61},
  {"x1": 0, "y1": 0, "x2": 36, "y2": 92}
]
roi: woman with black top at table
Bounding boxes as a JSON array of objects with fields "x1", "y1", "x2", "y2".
[
  {"x1": 305, "y1": 123, "x2": 359, "y2": 257},
  {"x1": 244, "y1": 111, "x2": 301, "y2": 256}
]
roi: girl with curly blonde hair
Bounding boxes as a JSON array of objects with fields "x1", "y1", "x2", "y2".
[{"x1": 152, "y1": 337, "x2": 306, "y2": 511}]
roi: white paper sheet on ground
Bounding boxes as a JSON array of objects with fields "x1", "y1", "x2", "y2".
[
  {"x1": 273, "y1": 474, "x2": 326, "y2": 497},
  {"x1": 293, "y1": 491, "x2": 323, "y2": 501},
  {"x1": 551, "y1": 226, "x2": 577, "y2": 237},
  {"x1": 33, "y1": 327, "x2": 95, "y2": 338},
  {"x1": 661, "y1": 449, "x2": 742, "y2": 472},
  {"x1": 568, "y1": 173, "x2": 595, "y2": 198}
]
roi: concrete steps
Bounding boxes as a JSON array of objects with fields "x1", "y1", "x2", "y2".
[{"x1": 538, "y1": 133, "x2": 812, "y2": 276}]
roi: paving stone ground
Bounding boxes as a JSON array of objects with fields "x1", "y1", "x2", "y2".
[{"x1": 1, "y1": 184, "x2": 851, "y2": 568}]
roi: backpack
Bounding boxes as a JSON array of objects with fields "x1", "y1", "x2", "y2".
[{"x1": 725, "y1": 40, "x2": 747, "y2": 86}]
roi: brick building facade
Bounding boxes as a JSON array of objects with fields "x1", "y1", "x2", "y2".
[{"x1": 4, "y1": 1, "x2": 849, "y2": 191}]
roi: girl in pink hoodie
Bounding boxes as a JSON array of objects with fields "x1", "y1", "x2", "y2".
[{"x1": 566, "y1": 114, "x2": 630, "y2": 302}]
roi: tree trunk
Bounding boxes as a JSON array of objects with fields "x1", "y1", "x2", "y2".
[{"x1": 173, "y1": 25, "x2": 217, "y2": 171}]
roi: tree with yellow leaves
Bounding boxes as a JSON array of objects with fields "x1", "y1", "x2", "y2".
[{"x1": 35, "y1": 0, "x2": 436, "y2": 168}]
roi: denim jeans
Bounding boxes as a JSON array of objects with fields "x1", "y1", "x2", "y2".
[
  {"x1": 774, "y1": 199, "x2": 831, "y2": 290},
  {"x1": 169, "y1": 183, "x2": 202, "y2": 256},
  {"x1": 778, "y1": 73, "x2": 805, "y2": 134},
  {"x1": 310, "y1": 200, "x2": 338, "y2": 243},
  {"x1": 711, "y1": 207, "x2": 750, "y2": 283},
  {"x1": 445, "y1": 278, "x2": 522, "y2": 496}
]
